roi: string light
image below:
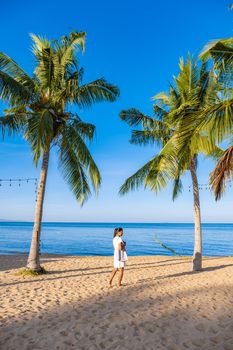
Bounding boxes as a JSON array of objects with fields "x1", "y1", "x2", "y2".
[
  {"x1": 0, "y1": 178, "x2": 38, "y2": 200},
  {"x1": 188, "y1": 179, "x2": 233, "y2": 192},
  {"x1": 0, "y1": 177, "x2": 37, "y2": 185}
]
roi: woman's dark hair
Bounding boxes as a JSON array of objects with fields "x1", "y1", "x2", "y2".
[{"x1": 113, "y1": 227, "x2": 123, "y2": 237}]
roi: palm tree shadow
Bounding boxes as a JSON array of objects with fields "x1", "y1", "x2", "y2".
[
  {"x1": 0, "y1": 269, "x2": 112, "y2": 287},
  {"x1": 49, "y1": 266, "x2": 111, "y2": 274},
  {"x1": 2, "y1": 275, "x2": 233, "y2": 349},
  {"x1": 0, "y1": 255, "x2": 64, "y2": 272},
  {"x1": 136, "y1": 263, "x2": 233, "y2": 284},
  {"x1": 0, "y1": 254, "x2": 103, "y2": 272},
  {"x1": 50, "y1": 259, "x2": 191, "y2": 275},
  {"x1": 202, "y1": 264, "x2": 233, "y2": 272},
  {"x1": 157, "y1": 263, "x2": 233, "y2": 280},
  {"x1": 128, "y1": 257, "x2": 189, "y2": 267}
]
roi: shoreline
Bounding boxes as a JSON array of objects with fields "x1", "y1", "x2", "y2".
[{"x1": 2, "y1": 252, "x2": 233, "y2": 256}]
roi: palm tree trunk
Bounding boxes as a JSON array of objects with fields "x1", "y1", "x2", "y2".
[
  {"x1": 190, "y1": 156, "x2": 202, "y2": 271},
  {"x1": 27, "y1": 148, "x2": 50, "y2": 271}
]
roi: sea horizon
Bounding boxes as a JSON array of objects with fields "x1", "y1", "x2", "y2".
[
  {"x1": 1, "y1": 221, "x2": 233, "y2": 257},
  {"x1": 1, "y1": 220, "x2": 233, "y2": 224}
]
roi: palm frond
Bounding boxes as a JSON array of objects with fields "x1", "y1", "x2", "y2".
[
  {"x1": 172, "y1": 176, "x2": 183, "y2": 201},
  {"x1": 0, "y1": 70, "x2": 32, "y2": 104},
  {"x1": 33, "y1": 41, "x2": 55, "y2": 93},
  {"x1": 152, "y1": 92, "x2": 170, "y2": 106},
  {"x1": 0, "y1": 114, "x2": 26, "y2": 138},
  {"x1": 190, "y1": 134, "x2": 218, "y2": 157},
  {"x1": 130, "y1": 129, "x2": 171, "y2": 146},
  {"x1": 59, "y1": 142, "x2": 91, "y2": 205},
  {"x1": 145, "y1": 156, "x2": 174, "y2": 193},
  {"x1": 0, "y1": 52, "x2": 35, "y2": 90},
  {"x1": 175, "y1": 96, "x2": 233, "y2": 153},
  {"x1": 60, "y1": 31, "x2": 86, "y2": 68},
  {"x1": 119, "y1": 159, "x2": 155, "y2": 195},
  {"x1": 153, "y1": 104, "x2": 168, "y2": 120},
  {"x1": 210, "y1": 145, "x2": 233, "y2": 200},
  {"x1": 200, "y1": 38, "x2": 233, "y2": 67},
  {"x1": 24, "y1": 110, "x2": 54, "y2": 164},
  {"x1": 120, "y1": 108, "x2": 157, "y2": 127},
  {"x1": 60, "y1": 124, "x2": 101, "y2": 193},
  {"x1": 75, "y1": 78, "x2": 119, "y2": 107},
  {"x1": 69, "y1": 118, "x2": 95, "y2": 141},
  {"x1": 145, "y1": 138, "x2": 184, "y2": 193}
]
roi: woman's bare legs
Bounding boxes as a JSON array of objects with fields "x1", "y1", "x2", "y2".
[
  {"x1": 118, "y1": 268, "x2": 124, "y2": 287},
  {"x1": 109, "y1": 268, "x2": 118, "y2": 287}
]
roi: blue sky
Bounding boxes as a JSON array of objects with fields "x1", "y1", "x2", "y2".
[{"x1": 0, "y1": 0, "x2": 233, "y2": 222}]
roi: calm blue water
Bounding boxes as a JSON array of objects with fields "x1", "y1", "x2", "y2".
[{"x1": 0, "y1": 222, "x2": 233, "y2": 256}]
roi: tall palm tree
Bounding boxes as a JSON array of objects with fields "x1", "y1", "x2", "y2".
[
  {"x1": 120, "y1": 56, "x2": 221, "y2": 271},
  {"x1": 0, "y1": 31, "x2": 119, "y2": 271},
  {"x1": 198, "y1": 38, "x2": 233, "y2": 200}
]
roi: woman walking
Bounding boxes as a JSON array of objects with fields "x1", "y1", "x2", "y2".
[{"x1": 109, "y1": 227, "x2": 128, "y2": 288}]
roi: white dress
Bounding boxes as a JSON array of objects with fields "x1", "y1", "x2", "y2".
[{"x1": 113, "y1": 236, "x2": 128, "y2": 268}]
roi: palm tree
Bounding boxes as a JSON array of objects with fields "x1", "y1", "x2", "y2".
[
  {"x1": 198, "y1": 38, "x2": 233, "y2": 200},
  {"x1": 120, "y1": 56, "x2": 221, "y2": 271},
  {"x1": 0, "y1": 31, "x2": 119, "y2": 272}
]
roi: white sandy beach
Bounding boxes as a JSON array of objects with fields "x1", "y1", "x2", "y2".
[{"x1": 1, "y1": 254, "x2": 233, "y2": 350}]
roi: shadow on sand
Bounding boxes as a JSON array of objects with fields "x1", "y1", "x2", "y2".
[{"x1": 1, "y1": 271, "x2": 233, "y2": 350}]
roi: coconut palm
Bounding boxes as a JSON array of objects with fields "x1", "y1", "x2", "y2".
[
  {"x1": 197, "y1": 38, "x2": 233, "y2": 200},
  {"x1": 120, "y1": 56, "x2": 221, "y2": 271},
  {"x1": 0, "y1": 31, "x2": 119, "y2": 271}
]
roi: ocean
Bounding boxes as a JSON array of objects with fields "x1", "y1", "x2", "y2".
[{"x1": 0, "y1": 222, "x2": 233, "y2": 257}]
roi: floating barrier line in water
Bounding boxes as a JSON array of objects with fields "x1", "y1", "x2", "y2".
[{"x1": 154, "y1": 234, "x2": 187, "y2": 256}]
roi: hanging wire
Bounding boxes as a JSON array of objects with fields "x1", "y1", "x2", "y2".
[
  {"x1": 0, "y1": 178, "x2": 38, "y2": 199},
  {"x1": 188, "y1": 179, "x2": 233, "y2": 192},
  {"x1": 0, "y1": 177, "x2": 38, "y2": 187},
  {"x1": 0, "y1": 177, "x2": 37, "y2": 183}
]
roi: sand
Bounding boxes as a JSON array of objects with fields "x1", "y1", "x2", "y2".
[{"x1": 1, "y1": 254, "x2": 233, "y2": 350}]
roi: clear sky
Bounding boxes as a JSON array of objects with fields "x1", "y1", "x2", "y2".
[{"x1": 0, "y1": 0, "x2": 233, "y2": 222}]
